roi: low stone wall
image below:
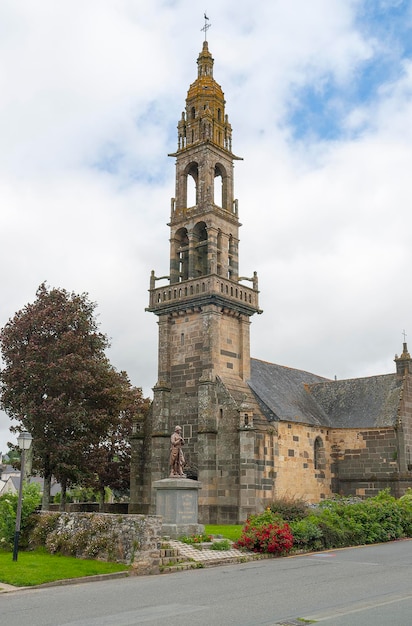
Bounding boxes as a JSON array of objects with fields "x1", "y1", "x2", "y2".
[
  {"x1": 32, "y1": 512, "x2": 162, "y2": 566},
  {"x1": 48, "y1": 503, "x2": 129, "y2": 514}
]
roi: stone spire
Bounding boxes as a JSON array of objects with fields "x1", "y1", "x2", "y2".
[
  {"x1": 394, "y1": 341, "x2": 412, "y2": 377},
  {"x1": 176, "y1": 41, "x2": 233, "y2": 153}
]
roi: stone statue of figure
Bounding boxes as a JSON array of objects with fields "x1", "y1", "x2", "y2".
[{"x1": 169, "y1": 425, "x2": 186, "y2": 477}]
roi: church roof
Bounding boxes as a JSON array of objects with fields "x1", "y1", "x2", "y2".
[
  {"x1": 248, "y1": 358, "x2": 402, "y2": 429},
  {"x1": 309, "y1": 373, "x2": 401, "y2": 428},
  {"x1": 248, "y1": 359, "x2": 331, "y2": 426}
]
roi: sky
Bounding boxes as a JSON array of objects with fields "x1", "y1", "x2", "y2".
[{"x1": 1, "y1": 0, "x2": 412, "y2": 453}]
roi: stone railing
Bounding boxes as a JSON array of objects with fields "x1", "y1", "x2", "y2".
[{"x1": 147, "y1": 275, "x2": 260, "y2": 315}]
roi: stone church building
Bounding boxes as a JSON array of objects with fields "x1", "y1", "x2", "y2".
[{"x1": 129, "y1": 40, "x2": 412, "y2": 524}]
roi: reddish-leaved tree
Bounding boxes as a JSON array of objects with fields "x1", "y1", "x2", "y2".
[{"x1": 0, "y1": 283, "x2": 137, "y2": 510}]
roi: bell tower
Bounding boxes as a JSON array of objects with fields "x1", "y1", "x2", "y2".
[{"x1": 137, "y1": 38, "x2": 262, "y2": 523}]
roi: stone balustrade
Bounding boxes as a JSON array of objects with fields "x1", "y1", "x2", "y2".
[{"x1": 148, "y1": 275, "x2": 260, "y2": 315}]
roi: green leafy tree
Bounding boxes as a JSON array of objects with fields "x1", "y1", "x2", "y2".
[
  {"x1": 83, "y1": 384, "x2": 151, "y2": 510},
  {"x1": 0, "y1": 283, "x2": 132, "y2": 510}
]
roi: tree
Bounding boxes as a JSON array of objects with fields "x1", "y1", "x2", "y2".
[
  {"x1": 82, "y1": 384, "x2": 151, "y2": 510},
  {"x1": 0, "y1": 283, "x2": 133, "y2": 510}
]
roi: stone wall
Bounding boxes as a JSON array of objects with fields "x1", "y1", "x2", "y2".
[
  {"x1": 272, "y1": 422, "x2": 333, "y2": 503},
  {"x1": 398, "y1": 375, "x2": 412, "y2": 472},
  {"x1": 33, "y1": 512, "x2": 162, "y2": 565},
  {"x1": 330, "y1": 427, "x2": 403, "y2": 497}
]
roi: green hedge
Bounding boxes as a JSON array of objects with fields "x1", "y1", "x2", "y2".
[
  {"x1": 0, "y1": 483, "x2": 41, "y2": 549},
  {"x1": 234, "y1": 491, "x2": 412, "y2": 555},
  {"x1": 288, "y1": 489, "x2": 412, "y2": 551}
]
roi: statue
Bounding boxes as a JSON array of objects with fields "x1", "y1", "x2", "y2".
[{"x1": 169, "y1": 425, "x2": 186, "y2": 477}]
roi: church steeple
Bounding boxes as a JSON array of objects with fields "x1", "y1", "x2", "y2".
[
  {"x1": 142, "y1": 39, "x2": 261, "y2": 509},
  {"x1": 148, "y1": 40, "x2": 258, "y2": 312},
  {"x1": 197, "y1": 40, "x2": 214, "y2": 78},
  {"x1": 395, "y1": 341, "x2": 412, "y2": 377},
  {"x1": 175, "y1": 41, "x2": 233, "y2": 154}
]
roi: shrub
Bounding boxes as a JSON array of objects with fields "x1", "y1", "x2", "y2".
[
  {"x1": 0, "y1": 483, "x2": 41, "y2": 549},
  {"x1": 268, "y1": 497, "x2": 309, "y2": 522},
  {"x1": 308, "y1": 490, "x2": 405, "y2": 549},
  {"x1": 399, "y1": 489, "x2": 412, "y2": 536},
  {"x1": 289, "y1": 517, "x2": 323, "y2": 551},
  {"x1": 29, "y1": 511, "x2": 60, "y2": 547},
  {"x1": 234, "y1": 509, "x2": 293, "y2": 555}
]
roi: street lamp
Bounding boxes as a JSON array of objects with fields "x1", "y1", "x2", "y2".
[{"x1": 12, "y1": 431, "x2": 33, "y2": 561}]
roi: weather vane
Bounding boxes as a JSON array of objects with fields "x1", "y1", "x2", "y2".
[{"x1": 201, "y1": 13, "x2": 211, "y2": 40}]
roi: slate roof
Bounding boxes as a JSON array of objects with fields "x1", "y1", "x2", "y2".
[
  {"x1": 248, "y1": 358, "x2": 402, "y2": 429},
  {"x1": 309, "y1": 374, "x2": 401, "y2": 428},
  {"x1": 248, "y1": 359, "x2": 331, "y2": 426}
]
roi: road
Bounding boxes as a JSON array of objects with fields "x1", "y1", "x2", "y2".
[{"x1": 2, "y1": 540, "x2": 412, "y2": 626}]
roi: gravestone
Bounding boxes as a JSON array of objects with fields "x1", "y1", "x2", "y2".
[{"x1": 154, "y1": 478, "x2": 204, "y2": 538}]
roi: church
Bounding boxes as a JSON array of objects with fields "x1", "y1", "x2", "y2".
[{"x1": 129, "y1": 38, "x2": 412, "y2": 524}]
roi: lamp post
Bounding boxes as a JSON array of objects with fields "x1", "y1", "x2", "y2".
[{"x1": 12, "y1": 431, "x2": 33, "y2": 561}]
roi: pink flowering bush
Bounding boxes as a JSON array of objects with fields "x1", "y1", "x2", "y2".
[{"x1": 234, "y1": 509, "x2": 293, "y2": 555}]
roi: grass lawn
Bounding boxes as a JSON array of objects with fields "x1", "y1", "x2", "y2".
[
  {"x1": 0, "y1": 549, "x2": 128, "y2": 587},
  {"x1": 205, "y1": 525, "x2": 243, "y2": 542}
]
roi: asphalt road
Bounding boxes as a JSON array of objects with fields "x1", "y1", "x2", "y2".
[{"x1": 2, "y1": 540, "x2": 412, "y2": 626}]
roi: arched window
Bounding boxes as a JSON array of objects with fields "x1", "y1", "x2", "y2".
[
  {"x1": 214, "y1": 165, "x2": 223, "y2": 207},
  {"x1": 185, "y1": 162, "x2": 198, "y2": 208},
  {"x1": 193, "y1": 221, "x2": 208, "y2": 277},
  {"x1": 175, "y1": 228, "x2": 189, "y2": 282},
  {"x1": 214, "y1": 163, "x2": 228, "y2": 209}
]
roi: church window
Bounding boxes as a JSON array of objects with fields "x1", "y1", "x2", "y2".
[
  {"x1": 186, "y1": 163, "x2": 198, "y2": 207},
  {"x1": 214, "y1": 164, "x2": 227, "y2": 208},
  {"x1": 314, "y1": 436, "x2": 325, "y2": 470},
  {"x1": 193, "y1": 221, "x2": 208, "y2": 276},
  {"x1": 181, "y1": 333, "x2": 184, "y2": 346},
  {"x1": 217, "y1": 108, "x2": 221, "y2": 121},
  {"x1": 191, "y1": 106, "x2": 195, "y2": 119},
  {"x1": 175, "y1": 228, "x2": 189, "y2": 282}
]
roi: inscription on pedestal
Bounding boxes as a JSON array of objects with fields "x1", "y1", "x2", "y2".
[{"x1": 153, "y1": 478, "x2": 203, "y2": 537}]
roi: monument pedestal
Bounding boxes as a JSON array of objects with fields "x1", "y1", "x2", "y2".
[{"x1": 154, "y1": 478, "x2": 204, "y2": 539}]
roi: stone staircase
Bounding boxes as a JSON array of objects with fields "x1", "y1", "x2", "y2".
[{"x1": 132, "y1": 538, "x2": 264, "y2": 575}]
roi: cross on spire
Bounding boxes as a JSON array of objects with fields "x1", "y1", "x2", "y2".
[
  {"x1": 403, "y1": 329, "x2": 407, "y2": 342},
  {"x1": 201, "y1": 13, "x2": 211, "y2": 40}
]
